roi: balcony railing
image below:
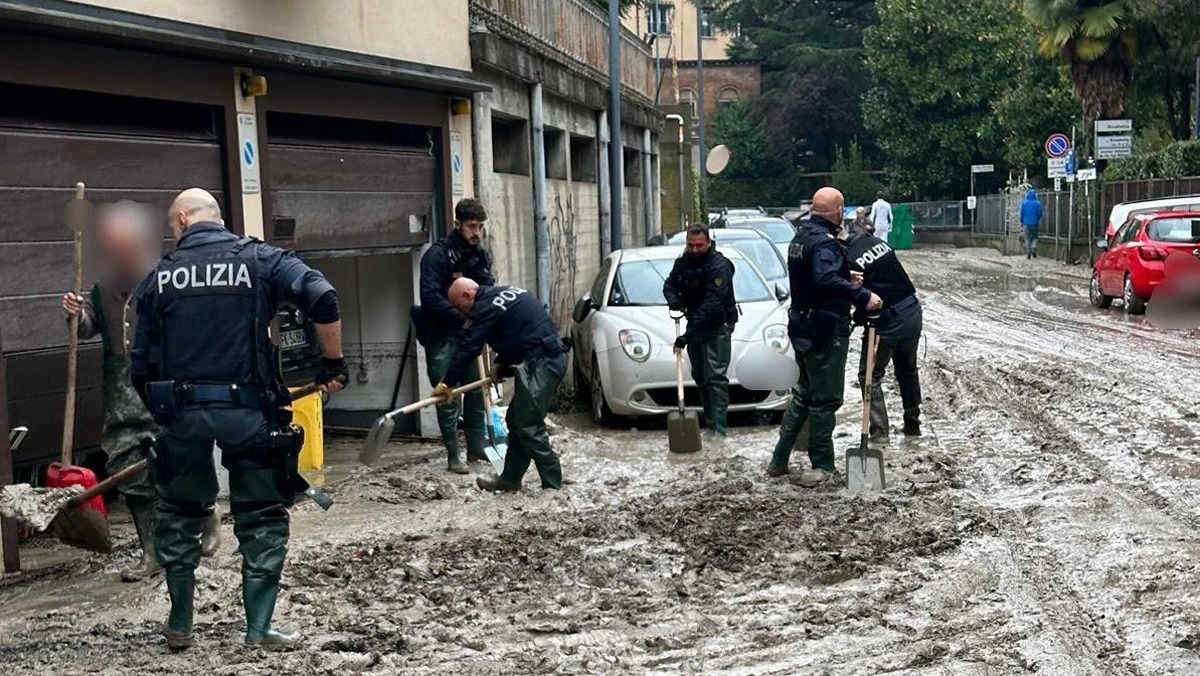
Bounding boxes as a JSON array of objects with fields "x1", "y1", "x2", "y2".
[{"x1": 472, "y1": 0, "x2": 656, "y2": 102}]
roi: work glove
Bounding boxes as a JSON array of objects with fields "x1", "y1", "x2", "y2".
[
  {"x1": 314, "y1": 357, "x2": 349, "y2": 391},
  {"x1": 668, "y1": 301, "x2": 684, "y2": 312},
  {"x1": 431, "y1": 382, "x2": 454, "y2": 403},
  {"x1": 493, "y1": 363, "x2": 518, "y2": 381},
  {"x1": 674, "y1": 336, "x2": 688, "y2": 350}
]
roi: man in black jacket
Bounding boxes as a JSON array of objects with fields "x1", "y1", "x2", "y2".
[
  {"x1": 662, "y1": 225, "x2": 737, "y2": 438},
  {"x1": 418, "y1": 198, "x2": 494, "y2": 473},
  {"x1": 847, "y1": 228, "x2": 923, "y2": 437},
  {"x1": 768, "y1": 188, "x2": 881, "y2": 483}
]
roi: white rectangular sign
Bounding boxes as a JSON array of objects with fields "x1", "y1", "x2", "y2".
[
  {"x1": 449, "y1": 130, "x2": 464, "y2": 197},
  {"x1": 1054, "y1": 177, "x2": 1062, "y2": 191},
  {"x1": 971, "y1": 164, "x2": 994, "y2": 173},
  {"x1": 1096, "y1": 135, "x2": 1133, "y2": 159},
  {"x1": 1047, "y1": 157, "x2": 1068, "y2": 178},
  {"x1": 1096, "y1": 119, "x2": 1132, "y2": 133},
  {"x1": 1075, "y1": 168, "x2": 1097, "y2": 181},
  {"x1": 967, "y1": 195, "x2": 977, "y2": 210},
  {"x1": 236, "y1": 113, "x2": 260, "y2": 195}
]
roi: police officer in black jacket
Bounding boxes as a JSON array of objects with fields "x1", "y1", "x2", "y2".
[
  {"x1": 131, "y1": 189, "x2": 347, "y2": 651},
  {"x1": 768, "y1": 188, "x2": 881, "y2": 482},
  {"x1": 432, "y1": 278, "x2": 567, "y2": 492},
  {"x1": 418, "y1": 198, "x2": 494, "y2": 474},
  {"x1": 847, "y1": 228, "x2": 923, "y2": 437},
  {"x1": 662, "y1": 224, "x2": 737, "y2": 438}
]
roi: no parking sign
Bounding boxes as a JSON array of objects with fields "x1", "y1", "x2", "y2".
[{"x1": 1044, "y1": 133, "x2": 1070, "y2": 159}]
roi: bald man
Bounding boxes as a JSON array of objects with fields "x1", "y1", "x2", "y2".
[
  {"x1": 767, "y1": 187, "x2": 881, "y2": 485},
  {"x1": 432, "y1": 279, "x2": 567, "y2": 492},
  {"x1": 131, "y1": 188, "x2": 347, "y2": 651},
  {"x1": 62, "y1": 202, "x2": 222, "y2": 582}
]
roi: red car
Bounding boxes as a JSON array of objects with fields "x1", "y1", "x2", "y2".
[{"x1": 1091, "y1": 210, "x2": 1200, "y2": 314}]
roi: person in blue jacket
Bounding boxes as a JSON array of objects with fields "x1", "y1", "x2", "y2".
[{"x1": 1019, "y1": 189, "x2": 1043, "y2": 259}]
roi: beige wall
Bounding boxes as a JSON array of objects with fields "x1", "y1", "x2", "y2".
[
  {"x1": 622, "y1": 1, "x2": 733, "y2": 63},
  {"x1": 77, "y1": 0, "x2": 470, "y2": 71}
]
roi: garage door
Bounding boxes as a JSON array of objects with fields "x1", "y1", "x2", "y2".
[
  {"x1": 266, "y1": 111, "x2": 438, "y2": 251},
  {"x1": 0, "y1": 82, "x2": 225, "y2": 467}
]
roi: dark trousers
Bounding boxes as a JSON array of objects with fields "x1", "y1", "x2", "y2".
[
  {"x1": 502, "y1": 354, "x2": 567, "y2": 488},
  {"x1": 686, "y1": 324, "x2": 732, "y2": 435},
  {"x1": 770, "y1": 331, "x2": 849, "y2": 472},
  {"x1": 154, "y1": 405, "x2": 290, "y2": 600},
  {"x1": 858, "y1": 300, "x2": 923, "y2": 433},
  {"x1": 425, "y1": 338, "x2": 486, "y2": 461}
]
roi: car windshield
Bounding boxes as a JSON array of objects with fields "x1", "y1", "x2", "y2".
[
  {"x1": 1147, "y1": 218, "x2": 1200, "y2": 243},
  {"x1": 730, "y1": 219, "x2": 795, "y2": 243},
  {"x1": 608, "y1": 258, "x2": 772, "y2": 306},
  {"x1": 720, "y1": 239, "x2": 786, "y2": 280}
]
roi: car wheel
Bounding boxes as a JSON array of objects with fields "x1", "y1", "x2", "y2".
[
  {"x1": 1089, "y1": 271, "x2": 1112, "y2": 309},
  {"x1": 590, "y1": 355, "x2": 617, "y2": 426},
  {"x1": 1123, "y1": 274, "x2": 1146, "y2": 315}
]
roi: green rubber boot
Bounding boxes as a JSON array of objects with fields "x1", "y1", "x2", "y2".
[
  {"x1": 244, "y1": 578, "x2": 301, "y2": 650},
  {"x1": 163, "y1": 568, "x2": 195, "y2": 651}
]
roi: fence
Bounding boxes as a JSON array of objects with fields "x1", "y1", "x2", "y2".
[
  {"x1": 900, "y1": 200, "x2": 964, "y2": 230},
  {"x1": 472, "y1": 0, "x2": 656, "y2": 101},
  {"x1": 1100, "y1": 176, "x2": 1200, "y2": 227}
]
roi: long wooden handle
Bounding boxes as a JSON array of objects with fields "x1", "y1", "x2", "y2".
[
  {"x1": 861, "y1": 325, "x2": 877, "y2": 437},
  {"x1": 395, "y1": 376, "x2": 493, "y2": 417},
  {"x1": 674, "y1": 319, "x2": 685, "y2": 413},
  {"x1": 62, "y1": 183, "x2": 86, "y2": 464},
  {"x1": 67, "y1": 459, "x2": 148, "y2": 508}
]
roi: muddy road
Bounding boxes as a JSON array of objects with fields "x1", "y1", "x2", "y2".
[{"x1": 3, "y1": 246, "x2": 1200, "y2": 675}]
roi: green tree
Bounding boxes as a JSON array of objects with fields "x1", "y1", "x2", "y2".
[{"x1": 830, "y1": 140, "x2": 880, "y2": 205}]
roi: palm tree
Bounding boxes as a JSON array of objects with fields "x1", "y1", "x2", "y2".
[{"x1": 1025, "y1": 0, "x2": 1136, "y2": 126}]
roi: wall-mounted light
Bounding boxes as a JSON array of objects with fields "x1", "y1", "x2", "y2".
[
  {"x1": 240, "y1": 73, "x2": 268, "y2": 98},
  {"x1": 451, "y1": 98, "x2": 471, "y2": 116}
]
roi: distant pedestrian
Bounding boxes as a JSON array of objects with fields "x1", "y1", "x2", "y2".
[
  {"x1": 1020, "y1": 189, "x2": 1043, "y2": 259},
  {"x1": 852, "y1": 207, "x2": 872, "y2": 236},
  {"x1": 870, "y1": 191, "x2": 893, "y2": 244}
]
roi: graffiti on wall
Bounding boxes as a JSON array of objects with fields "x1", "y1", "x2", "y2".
[{"x1": 547, "y1": 191, "x2": 577, "y2": 330}]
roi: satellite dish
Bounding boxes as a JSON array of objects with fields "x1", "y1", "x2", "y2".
[{"x1": 705, "y1": 144, "x2": 730, "y2": 176}]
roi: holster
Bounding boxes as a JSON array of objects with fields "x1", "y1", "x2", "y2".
[
  {"x1": 268, "y1": 423, "x2": 309, "y2": 504},
  {"x1": 146, "y1": 380, "x2": 179, "y2": 424}
]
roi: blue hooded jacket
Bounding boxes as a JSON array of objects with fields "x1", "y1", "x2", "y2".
[{"x1": 1019, "y1": 189, "x2": 1043, "y2": 227}]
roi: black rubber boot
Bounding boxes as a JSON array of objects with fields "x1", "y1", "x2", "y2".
[
  {"x1": 447, "y1": 454, "x2": 470, "y2": 474},
  {"x1": 903, "y1": 406, "x2": 922, "y2": 436},
  {"x1": 121, "y1": 499, "x2": 162, "y2": 583},
  {"x1": 476, "y1": 474, "x2": 521, "y2": 492},
  {"x1": 243, "y1": 578, "x2": 301, "y2": 650},
  {"x1": 163, "y1": 568, "x2": 195, "y2": 651},
  {"x1": 200, "y1": 507, "x2": 222, "y2": 558}
]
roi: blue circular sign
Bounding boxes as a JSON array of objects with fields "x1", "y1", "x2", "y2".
[
  {"x1": 242, "y1": 141, "x2": 255, "y2": 166},
  {"x1": 1045, "y1": 133, "x2": 1070, "y2": 159}
]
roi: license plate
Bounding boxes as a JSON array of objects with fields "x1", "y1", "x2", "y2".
[{"x1": 280, "y1": 328, "x2": 307, "y2": 349}]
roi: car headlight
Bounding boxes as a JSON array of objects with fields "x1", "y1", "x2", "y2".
[
  {"x1": 763, "y1": 324, "x2": 788, "y2": 353},
  {"x1": 618, "y1": 329, "x2": 651, "y2": 362}
]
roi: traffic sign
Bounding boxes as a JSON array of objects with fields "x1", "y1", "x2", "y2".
[
  {"x1": 1096, "y1": 135, "x2": 1132, "y2": 159},
  {"x1": 971, "y1": 164, "x2": 994, "y2": 173},
  {"x1": 1075, "y1": 168, "x2": 1097, "y2": 181},
  {"x1": 1096, "y1": 119, "x2": 1132, "y2": 133},
  {"x1": 1047, "y1": 157, "x2": 1068, "y2": 178},
  {"x1": 1044, "y1": 133, "x2": 1070, "y2": 159},
  {"x1": 967, "y1": 195, "x2": 977, "y2": 210},
  {"x1": 1054, "y1": 177, "x2": 1062, "y2": 191},
  {"x1": 1065, "y1": 151, "x2": 1076, "y2": 175}
]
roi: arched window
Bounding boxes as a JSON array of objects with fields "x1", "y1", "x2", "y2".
[
  {"x1": 679, "y1": 88, "x2": 696, "y2": 116},
  {"x1": 718, "y1": 87, "x2": 739, "y2": 109}
]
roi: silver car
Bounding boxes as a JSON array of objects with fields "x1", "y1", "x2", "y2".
[
  {"x1": 666, "y1": 227, "x2": 788, "y2": 287},
  {"x1": 571, "y1": 246, "x2": 793, "y2": 425}
]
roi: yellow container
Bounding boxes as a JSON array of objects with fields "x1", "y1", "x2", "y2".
[{"x1": 290, "y1": 390, "x2": 325, "y2": 486}]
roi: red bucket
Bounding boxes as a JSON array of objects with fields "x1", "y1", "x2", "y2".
[{"x1": 45, "y1": 462, "x2": 107, "y2": 516}]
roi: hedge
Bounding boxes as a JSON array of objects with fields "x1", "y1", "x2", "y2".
[{"x1": 1104, "y1": 140, "x2": 1200, "y2": 180}]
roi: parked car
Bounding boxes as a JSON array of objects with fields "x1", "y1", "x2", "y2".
[
  {"x1": 571, "y1": 246, "x2": 792, "y2": 425},
  {"x1": 666, "y1": 227, "x2": 788, "y2": 287},
  {"x1": 1105, "y1": 195, "x2": 1200, "y2": 238},
  {"x1": 720, "y1": 207, "x2": 768, "y2": 219},
  {"x1": 1091, "y1": 210, "x2": 1200, "y2": 314},
  {"x1": 720, "y1": 216, "x2": 796, "y2": 258}
]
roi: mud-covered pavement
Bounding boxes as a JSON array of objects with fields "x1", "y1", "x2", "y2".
[{"x1": 4, "y1": 246, "x2": 1200, "y2": 675}]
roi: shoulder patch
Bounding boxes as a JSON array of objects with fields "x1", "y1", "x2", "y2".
[{"x1": 714, "y1": 277, "x2": 724, "y2": 287}]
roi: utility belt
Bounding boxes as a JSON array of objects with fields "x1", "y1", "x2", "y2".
[
  {"x1": 789, "y1": 305, "x2": 850, "y2": 351},
  {"x1": 145, "y1": 380, "x2": 269, "y2": 424}
]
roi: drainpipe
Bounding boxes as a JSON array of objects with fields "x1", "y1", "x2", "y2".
[
  {"x1": 598, "y1": 110, "x2": 612, "y2": 257},
  {"x1": 531, "y1": 82, "x2": 550, "y2": 304},
  {"x1": 642, "y1": 127, "x2": 654, "y2": 241},
  {"x1": 608, "y1": 0, "x2": 623, "y2": 250}
]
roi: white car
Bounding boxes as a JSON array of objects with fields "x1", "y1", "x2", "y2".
[
  {"x1": 1106, "y1": 195, "x2": 1200, "y2": 238},
  {"x1": 719, "y1": 216, "x2": 796, "y2": 259},
  {"x1": 571, "y1": 246, "x2": 793, "y2": 425},
  {"x1": 666, "y1": 227, "x2": 788, "y2": 287}
]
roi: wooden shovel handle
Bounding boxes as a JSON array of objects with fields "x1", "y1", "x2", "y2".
[
  {"x1": 67, "y1": 459, "x2": 148, "y2": 508},
  {"x1": 62, "y1": 183, "x2": 87, "y2": 464},
  {"x1": 674, "y1": 318, "x2": 686, "y2": 414},
  {"x1": 861, "y1": 326, "x2": 877, "y2": 437},
  {"x1": 396, "y1": 376, "x2": 493, "y2": 416}
]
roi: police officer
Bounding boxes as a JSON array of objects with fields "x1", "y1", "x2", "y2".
[
  {"x1": 131, "y1": 188, "x2": 347, "y2": 651},
  {"x1": 847, "y1": 226, "x2": 923, "y2": 437},
  {"x1": 433, "y1": 278, "x2": 567, "y2": 492},
  {"x1": 662, "y1": 225, "x2": 737, "y2": 438},
  {"x1": 62, "y1": 202, "x2": 220, "y2": 582},
  {"x1": 418, "y1": 198, "x2": 494, "y2": 474},
  {"x1": 767, "y1": 188, "x2": 881, "y2": 483}
]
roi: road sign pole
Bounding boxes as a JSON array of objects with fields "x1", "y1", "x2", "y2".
[{"x1": 970, "y1": 171, "x2": 975, "y2": 228}]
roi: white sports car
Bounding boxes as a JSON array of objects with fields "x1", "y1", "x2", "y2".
[{"x1": 571, "y1": 245, "x2": 793, "y2": 425}]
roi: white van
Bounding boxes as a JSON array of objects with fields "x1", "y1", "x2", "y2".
[{"x1": 1106, "y1": 195, "x2": 1200, "y2": 237}]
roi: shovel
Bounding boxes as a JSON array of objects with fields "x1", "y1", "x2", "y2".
[
  {"x1": 846, "y1": 324, "x2": 886, "y2": 491},
  {"x1": 45, "y1": 183, "x2": 106, "y2": 533},
  {"x1": 48, "y1": 382, "x2": 331, "y2": 553},
  {"x1": 667, "y1": 315, "x2": 702, "y2": 454},
  {"x1": 361, "y1": 375, "x2": 495, "y2": 466},
  {"x1": 477, "y1": 355, "x2": 508, "y2": 475}
]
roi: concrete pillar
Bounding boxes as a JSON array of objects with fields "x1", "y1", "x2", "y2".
[
  {"x1": 598, "y1": 110, "x2": 611, "y2": 258},
  {"x1": 642, "y1": 128, "x2": 654, "y2": 240},
  {"x1": 471, "y1": 91, "x2": 493, "y2": 209},
  {"x1": 531, "y1": 83, "x2": 550, "y2": 304}
]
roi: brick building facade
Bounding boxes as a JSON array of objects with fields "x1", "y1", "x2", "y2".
[{"x1": 671, "y1": 59, "x2": 762, "y2": 118}]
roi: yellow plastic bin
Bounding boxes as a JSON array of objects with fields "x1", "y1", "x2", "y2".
[{"x1": 289, "y1": 390, "x2": 325, "y2": 487}]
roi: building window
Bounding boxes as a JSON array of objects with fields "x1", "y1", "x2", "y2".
[
  {"x1": 699, "y1": 9, "x2": 713, "y2": 38},
  {"x1": 647, "y1": 3, "x2": 672, "y2": 36},
  {"x1": 545, "y1": 127, "x2": 568, "y2": 180},
  {"x1": 679, "y1": 88, "x2": 696, "y2": 116},
  {"x1": 718, "y1": 87, "x2": 739, "y2": 109},
  {"x1": 623, "y1": 147, "x2": 642, "y2": 187},
  {"x1": 570, "y1": 134, "x2": 597, "y2": 183},
  {"x1": 491, "y1": 115, "x2": 529, "y2": 176}
]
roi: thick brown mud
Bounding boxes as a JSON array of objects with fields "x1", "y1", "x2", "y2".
[{"x1": 3, "y1": 246, "x2": 1200, "y2": 674}]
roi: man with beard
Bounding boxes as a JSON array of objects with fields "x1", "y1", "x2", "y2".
[{"x1": 662, "y1": 224, "x2": 738, "y2": 439}]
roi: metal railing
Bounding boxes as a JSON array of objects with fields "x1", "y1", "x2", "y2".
[
  {"x1": 900, "y1": 200, "x2": 964, "y2": 230},
  {"x1": 472, "y1": 0, "x2": 655, "y2": 101}
]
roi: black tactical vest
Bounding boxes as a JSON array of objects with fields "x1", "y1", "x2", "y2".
[{"x1": 846, "y1": 233, "x2": 916, "y2": 307}]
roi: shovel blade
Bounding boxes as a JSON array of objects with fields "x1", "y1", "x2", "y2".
[
  {"x1": 667, "y1": 410, "x2": 702, "y2": 454},
  {"x1": 51, "y1": 506, "x2": 112, "y2": 554},
  {"x1": 360, "y1": 415, "x2": 394, "y2": 466},
  {"x1": 845, "y1": 443, "x2": 886, "y2": 492},
  {"x1": 484, "y1": 443, "x2": 507, "y2": 475}
]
